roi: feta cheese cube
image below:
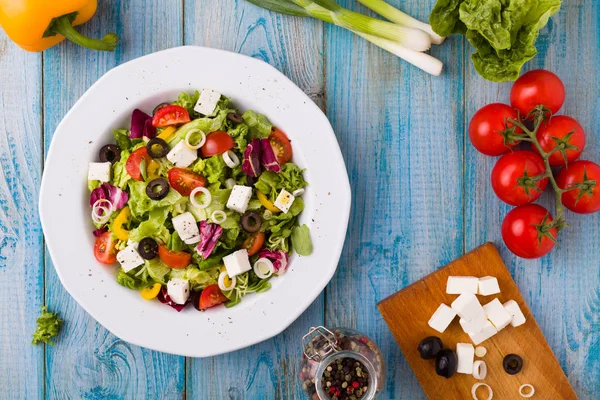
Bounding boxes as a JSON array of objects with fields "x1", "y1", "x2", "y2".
[
  {"x1": 427, "y1": 303, "x2": 457, "y2": 333},
  {"x1": 172, "y1": 212, "x2": 200, "y2": 244},
  {"x1": 274, "y1": 189, "x2": 295, "y2": 213},
  {"x1": 456, "y1": 343, "x2": 475, "y2": 374},
  {"x1": 468, "y1": 321, "x2": 498, "y2": 345},
  {"x1": 227, "y1": 185, "x2": 252, "y2": 214},
  {"x1": 478, "y1": 276, "x2": 501, "y2": 296},
  {"x1": 167, "y1": 278, "x2": 190, "y2": 305},
  {"x1": 503, "y1": 300, "x2": 527, "y2": 327},
  {"x1": 451, "y1": 292, "x2": 485, "y2": 321},
  {"x1": 446, "y1": 276, "x2": 479, "y2": 294},
  {"x1": 194, "y1": 89, "x2": 221, "y2": 116},
  {"x1": 459, "y1": 310, "x2": 487, "y2": 333},
  {"x1": 116, "y1": 243, "x2": 144, "y2": 272},
  {"x1": 223, "y1": 249, "x2": 252, "y2": 277},
  {"x1": 167, "y1": 140, "x2": 198, "y2": 168},
  {"x1": 88, "y1": 162, "x2": 112, "y2": 182},
  {"x1": 483, "y1": 298, "x2": 513, "y2": 331}
]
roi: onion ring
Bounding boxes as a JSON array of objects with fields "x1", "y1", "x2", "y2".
[
  {"x1": 225, "y1": 178, "x2": 236, "y2": 189},
  {"x1": 253, "y1": 258, "x2": 274, "y2": 279},
  {"x1": 472, "y1": 360, "x2": 487, "y2": 380},
  {"x1": 222, "y1": 150, "x2": 240, "y2": 168},
  {"x1": 292, "y1": 188, "x2": 305, "y2": 196},
  {"x1": 185, "y1": 129, "x2": 206, "y2": 150},
  {"x1": 475, "y1": 346, "x2": 487, "y2": 357},
  {"x1": 218, "y1": 271, "x2": 236, "y2": 292},
  {"x1": 519, "y1": 384, "x2": 535, "y2": 398},
  {"x1": 189, "y1": 187, "x2": 211, "y2": 209},
  {"x1": 471, "y1": 383, "x2": 493, "y2": 400},
  {"x1": 211, "y1": 210, "x2": 227, "y2": 224},
  {"x1": 263, "y1": 210, "x2": 273, "y2": 220}
]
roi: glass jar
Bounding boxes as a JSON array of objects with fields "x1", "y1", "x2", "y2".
[{"x1": 299, "y1": 326, "x2": 385, "y2": 400}]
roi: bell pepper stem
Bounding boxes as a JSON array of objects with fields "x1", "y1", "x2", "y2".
[{"x1": 50, "y1": 14, "x2": 118, "y2": 51}]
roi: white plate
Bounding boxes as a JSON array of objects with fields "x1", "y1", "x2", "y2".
[{"x1": 39, "y1": 46, "x2": 351, "y2": 357}]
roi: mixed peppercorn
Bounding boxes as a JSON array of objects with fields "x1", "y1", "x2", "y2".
[{"x1": 320, "y1": 357, "x2": 370, "y2": 400}]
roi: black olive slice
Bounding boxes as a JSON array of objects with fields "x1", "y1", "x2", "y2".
[
  {"x1": 146, "y1": 138, "x2": 170, "y2": 158},
  {"x1": 503, "y1": 354, "x2": 523, "y2": 375},
  {"x1": 241, "y1": 211, "x2": 262, "y2": 233},
  {"x1": 227, "y1": 112, "x2": 244, "y2": 124},
  {"x1": 152, "y1": 102, "x2": 171, "y2": 115},
  {"x1": 435, "y1": 349, "x2": 458, "y2": 378},
  {"x1": 417, "y1": 336, "x2": 443, "y2": 360},
  {"x1": 99, "y1": 144, "x2": 121, "y2": 163},
  {"x1": 192, "y1": 290, "x2": 202, "y2": 311},
  {"x1": 146, "y1": 178, "x2": 170, "y2": 200},
  {"x1": 138, "y1": 237, "x2": 158, "y2": 260}
]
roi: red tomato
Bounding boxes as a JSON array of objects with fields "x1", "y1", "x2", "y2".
[
  {"x1": 199, "y1": 284, "x2": 228, "y2": 310},
  {"x1": 158, "y1": 245, "x2": 191, "y2": 269},
  {"x1": 151, "y1": 105, "x2": 190, "y2": 127},
  {"x1": 510, "y1": 70, "x2": 565, "y2": 118},
  {"x1": 501, "y1": 204, "x2": 557, "y2": 259},
  {"x1": 200, "y1": 131, "x2": 235, "y2": 157},
  {"x1": 242, "y1": 232, "x2": 265, "y2": 256},
  {"x1": 167, "y1": 168, "x2": 206, "y2": 196},
  {"x1": 126, "y1": 147, "x2": 151, "y2": 181},
  {"x1": 468, "y1": 103, "x2": 523, "y2": 156},
  {"x1": 535, "y1": 116, "x2": 585, "y2": 167},
  {"x1": 491, "y1": 150, "x2": 548, "y2": 206},
  {"x1": 556, "y1": 160, "x2": 600, "y2": 214},
  {"x1": 269, "y1": 128, "x2": 293, "y2": 164},
  {"x1": 94, "y1": 232, "x2": 117, "y2": 264}
]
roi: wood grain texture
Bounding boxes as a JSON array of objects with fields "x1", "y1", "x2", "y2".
[
  {"x1": 379, "y1": 243, "x2": 577, "y2": 399},
  {"x1": 183, "y1": 1, "x2": 325, "y2": 398},
  {"x1": 43, "y1": 1, "x2": 185, "y2": 398},
  {"x1": 0, "y1": 33, "x2": 44, "y2": 400}
]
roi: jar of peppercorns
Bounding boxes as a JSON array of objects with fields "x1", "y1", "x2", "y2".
[{"x1": 299, "y1": 326, "x2": 385, "y2": 400}]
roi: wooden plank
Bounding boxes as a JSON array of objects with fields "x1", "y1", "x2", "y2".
[
  {"x1": 183, "y1": 1, "x2": 325, "y2": 398},
  {"x1": 464, "y1": 1, "x2": 600, "y2": 398},
  {"x1": 379, "y1": 243, "x2": 577, "y2": 399},
  {"x1": 323, "y1": 0, "x2": 464, "y2": 398},
  {"x1": 0, "y1": 34, "x2": 44, "y2": 399},
  {"x1": 42, "y1": 2, "x2": 186, "y2": 398}
]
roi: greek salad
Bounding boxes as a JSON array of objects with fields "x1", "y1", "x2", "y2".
[{"x1": 87, "y1": 89, "x2": 312, "y2": 311}]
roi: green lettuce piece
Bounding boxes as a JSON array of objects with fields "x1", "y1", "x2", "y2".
[
  {"x1": 128, "y1": 207, "x2": 170, "y2": 243},
  {"x1": 227, "y1": 122, "x2": 249, "y2": 151},
  {"x1": 168, "y1": 112, "x2": 228, "y2": 147},
  {"x1": 145, "y1": 258, "x2": 171, "y2": 284},
  {"x1": 175, "y1": 90, "x2": 199, "y2": 115},
  {"x1": 255, "y1": 164, "x2": 308, "y2": 200},
  {"x1": 241, "y1": 110, "x2": 273, "y2": 138},
  {"x1": 267, "y1": 197, "x2": 304, "y2": 235},
  {"x1": 291, "y1": 224, "x2": 312, "y2": 256},
  {"x1": 429, "y1": 0, "x2": 466, "y2": 36},
  {"x1": 113, "y1": 129, "x2": 132, "y2": 151},
  {"x1": 31, "y1": 306, "x2": 63, "y2": 345},
  {"x1": 186, "y1": 186, "x2": 240, "y2": 230},
  {"x1": 127, "y1": 181, "x2": 186, "y2": 218},
  {"x1": 116, "y1": 268, "x2": 152, "y2": 290},
  {"x1": 112, "y1": 150, "x2": 131, "y2": 189},
  {"x1": 169, "y1": 266, "x2": 217, "y2": 290},
  {"x1": 193, "y1": 156, "x2": 228, "y2": 185},
  {"x1": 88, "y1": 180, "x2": 100, "y2": 192}
]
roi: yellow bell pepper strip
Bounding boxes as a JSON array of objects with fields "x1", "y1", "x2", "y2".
[
  {"x1": 147, "y1": 160, "x2": 161, "y2": 181},
  {"x1": 157, "y1": 126, "x2": 176, "y2": 141},
  {"x1": 257, "y1": 191, "x2": 281, "y2": 213},
  {"x1": 140, "y1": 283, "x2": 162, "y2": 300},
  {"x1": 112, "y1": 206, "x2": 130, "y2": 241},
  {"x1": 0, "y1": 0, "x2": 118, "y2": 52}
]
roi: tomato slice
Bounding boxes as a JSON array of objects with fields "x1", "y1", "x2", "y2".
[
  {"x1": 126, "y1": 147, "x2": 151, "y2": 181},
  {"x1": 94, "y1": 232, "x2": 117, "y2": 264},
  {"x1": 167, "y1": 168, "x2": 206, "y2": 196},
  {"x1": 200, "y1": 131, "x2": 235, "y2": 157},
  {"x1": 269, "y1": 128, "x2": 293, "y2": 164},
  {"x1": 199, "y1": 284, "x2": 228, "y2": 310},
  {"x1": 242, "y1": 232, "x2": 265, "y2": 256},
  {"x1": 158, "y1": 245, "x2": 191, "y2": 269},
  {"x1": 151, "y1": 105, "x2": 191, "y2": 128}
]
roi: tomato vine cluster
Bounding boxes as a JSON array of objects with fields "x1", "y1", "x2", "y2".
[{"x1": 469, "y1": 70, "x2": 600, "y2": 259}]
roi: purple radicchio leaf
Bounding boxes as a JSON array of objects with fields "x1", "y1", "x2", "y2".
[
  {"x1": 258, "y1": 249, "x2": 289, "y2": 274},
  {"x1": 157, "y1": 287, "x2": 189, "y2": 312},
  {"x1": 242, "y1": 138, "x2": 262, "y2": 177},
  {"x1": 89, "y1": 186, "x2": 108, "y2": 207},
  {"x1": 143, "y1": 117, "x2": 156, "y2": 139},
  {"x1": 101, "y1": 183, "x2": 129, "y2": 210},
  {"x1": 130, "y1": 109, "x2": 152, "y2": 139},
  {"x1": 260, "y1": 139, "x2": 281, "y2": 173},
  {"x1": 92, "y1": 226, "x2": 108, "y2": 237},
  {"x1": 195, "y1": 220, "x2": 223, "y2": 259}
]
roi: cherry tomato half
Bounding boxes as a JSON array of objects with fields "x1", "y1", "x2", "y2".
[
  {"x1": 501, "y1": 204, "x2": 557, "y2": 259},
  {"x1": 556, "y1": 160, "x2": 600, "y2": 214},
  {"x1": 126, "y1": 147, "x2": 151, "y2": 181},
  {"x1": 242, "y1": 232, "x2": 265, "y2": 256},
  {"x1": 94, "y1": 232, "x2": 117, "y2": 264},
  {"x1": 151, "y1": 105, "x2": 191, "y2": 128},
  {"x1": 510, "y1": 70, "x2": 565, "y2": 118},
  {"x1": 468, "y1": 103, "x2": 523, "y2": 156},
  {"x1": 200, "y1": 131, "x2": 235, "y2": 157},
  {"x1": 199, "y1": 284, "x2": 228, "y2": 310},
  {"x1": 535, "y1": 115, "x2": 585, "y2": 167},
  {"x1": 269, "y1": 128, "x2": 293, "y2": 164},
  {"x1": 491, "y1": 150, "x2": 548, "y2": 206},
  {"x1": 167, "y1": 168, "x2": 206, "y2": 196},
  {"x1": 158, "y1": 245, "x2": 191, "y2": 269}
]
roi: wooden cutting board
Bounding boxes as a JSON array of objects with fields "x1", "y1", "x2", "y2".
[{"x1": 378, "y1": 243, "x2": 577, "y2": 399}]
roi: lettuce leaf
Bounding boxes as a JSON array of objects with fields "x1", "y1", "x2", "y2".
[
  {"x1": 291, "y1": 224, "x2": 312, "y2": 256},
  {"x1": 111, "y1": 150, "x2": 131, "y2": 189},
  {"x1": 127, "y1": 181, "x2": 186, "y2": 218},
  {"x1": 128, "y1": 207, "x2": 170, "y2": 243},
  {"x1": 175, "y1": 90, "x2": 199, "y2": 115},
  {"x1": 241, "y1": 110, "x2": 273, "y2": 138},
  {"x1": 255, "y1": 164, "x2": 308, "y2": 200},
  {"x1": 169, "y1": 266, "x2": 217, "y2": 290}
]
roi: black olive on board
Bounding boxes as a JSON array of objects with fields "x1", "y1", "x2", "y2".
[
  {"x1": 138, "y1": 237, "x2": 158, "y2": 260},
  {"x1": 417, "y1": 336, "x2": 443, "y2": 360},
  {"x1": 435, "y1": 349, "x2": 458, "y2": 378},
  {"x1": 146, "y1": 178, "x2": 170, "y2": 200},
  {"x1": 503, "y1": 354, "x2": 523, "y2": 375},
  {"x1": 99, "y1": 144, "x2": 121, "y2": 163}
]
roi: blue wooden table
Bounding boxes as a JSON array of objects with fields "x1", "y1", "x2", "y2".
[{"x1": 1, "y1": 1, "x2": 598, "y2": 398}]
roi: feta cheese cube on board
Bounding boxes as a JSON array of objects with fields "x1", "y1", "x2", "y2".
[
  {"x1": 483, "y1": 298, "x2": 513, "y2": 331},
  {"x1": 456, "y1": 343, "x2": 475, "y2": 374},
  {"x1": 503, "y1": 300, "x2": 527, "y2": 327},
  {"x1": 451, "y1": 292, "x2": 485, "y2": 321},
  {"x1": 172, "y1": 212, "x2": 200, "y2": 244},
  {"x1": 459, "y1": 310, "x2": 487, "y2": 333},
  {"x1": 116, "y1": 243, "x2": 144, "y2": 272},
  {"x1": 223, "y1": 249, "x2": 252, "y2": 277},
  {"x1": 446, "y1": 276, "x2": 479, "y2": 294},
  {"x1": 274, "y1": 189, "x2": 295, "y2": 213},
  {"x1": 167, "y1": 278, "x2": 190, "y2": 305},
  {"x1": 478, "y1": 276, "x2": 501, "y2": 295},
  {"x1": 167, "y1": 140, "x2": 198, "y2": 168},
  {"x1": 227, "y1": 185, "x2": 252, "y2": 214},
  {"x1": 468, "y1": 321, "x2": 498, "y2": 345},
  {"x1": 88, "y1": 162, "x2": 112, "y2": 182},
  {"x1": 427, "y1": 304, "x2": 457, "y2": 333},
  {"x1": 194, "y1": 89, "x2": 221, "y2": 116}
]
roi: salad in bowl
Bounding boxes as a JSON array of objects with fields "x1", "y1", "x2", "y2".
[{"x1": 87, "y1": 89, "x2": 312, "y2": 312}]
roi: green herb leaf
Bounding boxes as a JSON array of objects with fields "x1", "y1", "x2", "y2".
[{"x1": 291, "y1": 224, "x2": 313, "y2": 256}]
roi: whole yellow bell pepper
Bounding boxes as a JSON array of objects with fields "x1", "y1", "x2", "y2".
[{"x1": 0, "y1": 0, "x2": 118, "y2": 52}]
